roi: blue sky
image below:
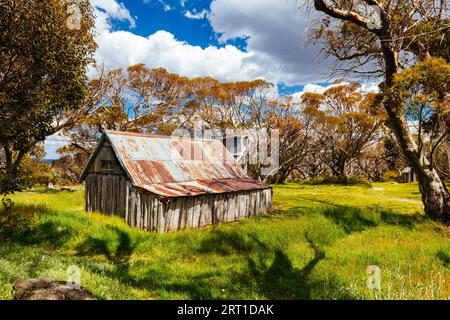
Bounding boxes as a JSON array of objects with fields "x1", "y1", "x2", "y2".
[
  {"x1": 44, "y1": 0, "x2": 379, "y2": 159},
  {"x1": 119, "y1": 0, "x2": 248, "y2": 50},
  {"x1": 90, "y1": 0, "x2": 333, "y2": 92}
]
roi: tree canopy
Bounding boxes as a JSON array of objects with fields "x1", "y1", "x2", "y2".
[{"x1": 0, "y1": 0, "x2": 96, "y2": 197}]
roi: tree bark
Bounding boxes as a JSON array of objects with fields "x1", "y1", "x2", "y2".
[
  {"x1": 337, "y1": 157, "x2": 346, "y2": 178},
  {"x1": 417, "y1": 168, "x2": 450, "y2": 222},
  {"x1": 439, "y1": 94, "x2": 450, "y2": 173},
  {"x1": 380, "y1": 41, "x2": 450, "y2": 223}
]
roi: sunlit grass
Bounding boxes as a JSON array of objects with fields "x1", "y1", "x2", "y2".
[{"x1": 0, "y1": 183, "x2": 448, "y2": 300}]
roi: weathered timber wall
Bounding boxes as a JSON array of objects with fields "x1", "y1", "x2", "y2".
[{"x1": 85, "y1": 173, "x2": 272, "y2": 232}]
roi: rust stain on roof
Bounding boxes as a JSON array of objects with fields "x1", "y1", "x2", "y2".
[{"x1": 93, "y1": 130, "x2": 270, "y2": 198}]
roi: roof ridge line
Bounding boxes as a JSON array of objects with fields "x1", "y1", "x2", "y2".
[{"x1": 104, "y1": 130, "x2": 216, "y2": 142}]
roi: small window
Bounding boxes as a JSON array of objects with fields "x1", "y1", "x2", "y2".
[
  {"x1": 233, "y1": 137, "x2": 238, "y2": 153},
  {"x1": 101, "y1": 160, "x2": 114, "y2": 171}
]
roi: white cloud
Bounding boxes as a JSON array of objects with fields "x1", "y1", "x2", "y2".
[
  {"x1": 90, "y1": 1, "x2": 271, "y2": 82},
  {"x1": 291, "y1": 82, "x2": 380, "y2": 102},
  {"x1": 208, "y1": 0, "x2": 329, "y2": 85},
  {"x1": 185, "y1": 9, "x2": 209, "y2": 20},
  {"x1": 142, "y1": 0, "x2": 172, "y2": 11},
  {"x1": 93, "y1": 29, "x2": 264, "y2": 82},
  {"x1": 91, "y1": 0, "x2": 136, "y2": 30},
  {"x1": 44, "y1": 133, "x2": 70, "y2": 159},
  {"x1": 360, "y1": 82, "x2": 380, "y2": 93},
  {"x1": 291, "y1": 83, "x2": 329, "y2": 102},
  {"x1": 90, "y1": 0, "x2": 261, "y2": 81},
  {"x1": 90, "y1": 0, "x2": 330, "y2": 86}
]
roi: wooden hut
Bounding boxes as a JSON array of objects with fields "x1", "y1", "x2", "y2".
[
  {"x1": 402, "y1": 167, "x2": 417, "y2": 183},
  {"x1": 80, "y1": 131, "x2": 272, "y2": 232}
]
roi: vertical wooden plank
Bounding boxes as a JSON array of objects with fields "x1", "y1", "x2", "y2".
[
  {"x1": 199, "y1": 195, "x2": 208, "y2": 227},
  {"x1": 154, "y1": 197, "x2": 159, "y2": 231},
  {"x1": 212, "y1": 194, "x2": 219, "y2": 224},
  {"x1": 183, "y1": 197, "x2": 191, "y2": 230},
  {"x1": 230, "y1": 193, "x2": 236, "y2": 221},
  {"x1": 84, "y1": 177, "x2": 88, "y2": 212},
  {"x1": 143, "y1": 194, "x2": 148, "y2": 229},
  {"x1": 125, "y1": 182, "x2": 129, "y2": 224},
  {"x1": 192, "y1": 197, "x2": 201, "y2": 228},
  {"x1": 172, "y1": 198, "x2": 181, "y2": 232},
  {"x1": 158, "y1": 200, "x2": 165, "y2": 233}
]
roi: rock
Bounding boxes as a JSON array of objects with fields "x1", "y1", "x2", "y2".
[{"x1": 12, "y1": 279, "x2": 97, "y2": 300}]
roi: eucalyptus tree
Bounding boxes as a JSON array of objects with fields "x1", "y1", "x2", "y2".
[
  {"x1": 309, "y1": 0, "x2": 450, "y2": 222},
  {"x1": 0, "y1": 0, "x2": 96, "y2": 197}
]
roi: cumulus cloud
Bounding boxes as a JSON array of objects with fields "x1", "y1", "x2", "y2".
[
  {"x1": 359, "y1": 82, "x2": 380, "y2": 93},
  {"x1": 93, "y1": 29, "x2": 263, "y2": 82},
  {"x1": 291, "y1": 83, "x2": 331, "y2": 102},
  {"x1": 184, "y1": 9, "x2": 209, "y2": 20},
  {"x1": 90, "y1": 0, "x2": 331, "y2": 86},
  {"x1": 291, "y1": 82, "x2": 380, "y2": 102},
  {"x1": 90, "y1": 1, "x2": 274, "y2": 82},
  {"x1": 44, "y1": 134, "x2": 70, "y2": 159},
  {"x1": 144, "y1": 0, "x2": 173, "y2": 11},
  {"x1": 162, "y1": 4, "x2": 172, "y2": 12},
  {"x1": 92, "y1": 0, "x2": 136, "y2": 30},
  {"x1": 208, "y1": 0, "x2": 329, "y2": 85}
]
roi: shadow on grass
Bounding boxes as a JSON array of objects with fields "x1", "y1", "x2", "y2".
[
  {"x1": 322, "y1": 206, "x2": 427, "y2": 234},
  {"x1": 196, "y1": 230, "x2": 352, "y2": 299},
  {"x1": 69, "y1": 226, "x2": 351, "y2": 299},
  {"x1": 379, "y1": 210, "x2": 427, "y2": 227},
  {"x1": 76, "y1": 226, "x2": 136, "y2": 277},
  {"x1": 10, "y1": 204, "x2": 426, "y2": 299},
  {"x1": 236, "y1": 237, "x2": 330, "y2": 299},
  {"x1": 274, "y1": 203, "x2": 428, "y2": 235},
  {"x1": 4, "y1": 202, "x2": 431, "y2": 299},
  {"x1": 9, "y1": 204, "x2": 84, "y2": 248},
  {"x1": 436, "y1": 250, "x2": 450, "y2": 267},
  {"x1": 74, "y1": 227, "x2": 218, "y2": 299},
  {"x1": 196, "y1": 230, "x2": 255, "y2": 255},
  {"x1": 321, "y1": 207, "x2": 377, "y2": 233},
  {"x1": 16, "y1": 221, "x2": 75, "y2": 248},
  {"x1": 1, "y1": 204, "x2": 57, "y2": 243},
  {"x1": 323, "y1": 206, "x2": 428, "y2": 234}
]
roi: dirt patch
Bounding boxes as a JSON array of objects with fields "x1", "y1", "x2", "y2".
[{"x1": 13, "y1": 279, "x2": 96, "y2": 300}]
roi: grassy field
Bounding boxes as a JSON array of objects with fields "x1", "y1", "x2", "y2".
[{"x1": 0, "y1": 182, "x2": 449, "y2": 300}]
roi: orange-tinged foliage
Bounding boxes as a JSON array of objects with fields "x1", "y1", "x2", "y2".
[{"x1": 302, "y1": 82, "x2": 383, "y2": 177}]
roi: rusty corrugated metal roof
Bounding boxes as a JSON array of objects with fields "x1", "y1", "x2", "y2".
[{"x1": 96, "y1": 130, "x2": 270, "y2": 198}]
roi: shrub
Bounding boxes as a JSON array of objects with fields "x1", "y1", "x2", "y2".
[
  {"x1": 0, "y1": 204, "x2": 44, "y2": 241},
  {"x1": 382, "y1": 170, "x2": 401, "y2": 182},
  {"x1": 303, "y1": 175, "x2": 372, "y2": 187}
]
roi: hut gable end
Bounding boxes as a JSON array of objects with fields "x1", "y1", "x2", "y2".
[{"x1": 80, "y1": 136, "x2": 127, "y2": 179}]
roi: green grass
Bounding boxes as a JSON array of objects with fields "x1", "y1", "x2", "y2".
[{"x1": 0, "y1": 182, "x2": 449, "y2": 300}]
